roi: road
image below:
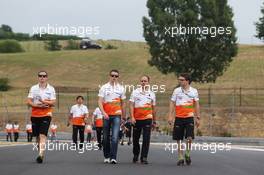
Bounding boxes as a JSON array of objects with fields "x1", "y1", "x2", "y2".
[{"x1": 0, "y1": 143, "x2": 263, "y2": 175}]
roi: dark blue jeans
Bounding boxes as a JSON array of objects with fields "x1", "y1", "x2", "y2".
[{"x1": 103, "y1": 115, "x2": 121, "y2": 160}]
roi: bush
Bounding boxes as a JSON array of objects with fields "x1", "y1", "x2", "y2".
[
  {"x1": 220, "y1": 132, "x2": 232, "y2": 137},
  {"x1": 64, "y1": 40, "x2": 80, "y2": 50},
  {"x1": 0, "y1": 78, "x2": 10, "y2": 91},
  {"x1": 105, "y1": 44, "x2": 118, "y2": 50},
  {"x1": 44, "y1": 39, "x2": 61, "y2": 51},
  {"x1": 0, "y1": 40, "x2": 24, "y2": 53}
]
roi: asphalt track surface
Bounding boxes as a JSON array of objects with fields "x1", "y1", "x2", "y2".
[{"x1": 0, "y1": 143, "x2": 263, "y2": 175}]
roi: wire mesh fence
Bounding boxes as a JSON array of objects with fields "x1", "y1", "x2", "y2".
[{"x1": 1, "y1": 87, "x2": 264, "y2": 137}]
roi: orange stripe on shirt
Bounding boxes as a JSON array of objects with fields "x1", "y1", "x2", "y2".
[
  {"x1": 95, "y1": 119, "x2": 103, "y2": 127},
  {"x1": 103, "y1": 98, "x2": 122, "y2": 115},
  {"x1": 32, "y1": 107, "x2": 53, "y2": 117},
  {"x1": 71, "y1": 116, "x2": 85, "y2": 126},
  {"x1": 175, "y1": 102, "x2": 195, "y2": 118},
  {"x1": 134, "y1": 104, "x2": 153, "y2": 120}
]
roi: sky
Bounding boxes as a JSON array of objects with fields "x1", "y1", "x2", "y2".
[{"x1": 0, "y1": 0, "x2": 263, "y2": 44}]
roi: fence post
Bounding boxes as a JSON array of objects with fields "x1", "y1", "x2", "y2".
[
  {"x1": 1, "y1": 92, "x2": 4, "y2": 128},
  {"x1": 256, "y1": 88, "x2": 258, "y2": 107},
  {"x1": 57, "y1": 88, "x2": 60, "y2": 111},
  {"x1": 86, "y1": 90, "x2": 89, "y2": 108},
  {"x1": 239, "y1": 87, "x2": 242, "y2": 107},
  {"x1": 208, "y1": 87, "x2": 211, "y2": 108}
]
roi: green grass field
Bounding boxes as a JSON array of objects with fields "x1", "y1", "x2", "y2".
[{"x1": 0, "y1": 40, "x2": 263, "y2": 90}]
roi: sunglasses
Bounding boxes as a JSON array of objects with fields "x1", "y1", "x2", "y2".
[
  {"x1": 141, "y1": 80, "x2": 148, "y2": 82},
  {"x1": 111, "y1": 75, "x2": 119, "y2": 78},
  {"x1": 38, "y1": 74, "x2": 47, "y2": 78}
]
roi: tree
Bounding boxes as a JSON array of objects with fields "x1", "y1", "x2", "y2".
[
  {"x1": 1, "y1": 24, "x2": 13, "y2": 33},
  {"x1": 256, "y1": 2, "x2": 264, "y2": 41},
  {"x1": 143, "y1": 0, "x2": 238, "y2": 83},
  {"x1": 0, "y1": 78, "x2": 11, "y2": 91},
  {"x1": 44, "y1": 39, "x2": 62, "y2": 51},
  {"x1": 0, "y1": 40, "x2": 24, "y2": 53}
]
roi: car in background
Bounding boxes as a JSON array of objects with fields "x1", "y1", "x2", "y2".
[{"x1": 80, "y1": 38, "x2": 102, "y2": 49}]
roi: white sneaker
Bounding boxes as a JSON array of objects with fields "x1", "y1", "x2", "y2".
[
  {"x1": 104, "y1": 158, "x2": 110, "y2": 163},
  {"x1": 111, "y1": 159, "x2": 117, "y2": 164}
]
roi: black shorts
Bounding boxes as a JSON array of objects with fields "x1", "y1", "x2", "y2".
[
  {"x1": 31, "y1": 116, "x2": 51, "y2": 137},
  {"x1": 173, "y1": 117, "x2": 194, "y2": 140}
]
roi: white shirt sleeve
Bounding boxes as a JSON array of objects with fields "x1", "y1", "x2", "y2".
[
  {"x1": 170, "y1": 89, "x2": 177, "y2": 102},
  {"x1": 28, "y1": 87, "x2": 33, "y2": 98},
  {"x1": 70, "y1": 106, "x2": 74, "y2": 114},
  {"x1": 194, "y1": 89, "x2": 199, "y2": 101},
  {"x1": 152, "y1": 93, "x2": 156, "y2": 106},
  {"x1": 85, "y1": 106, "x2": 89, "y2": 114},
  {"x1": 98, "y1": 86, "x2": 104, "y2": 97},
  {"x1": 50, "y1": 87, "x2": 56, "y2": 100}
]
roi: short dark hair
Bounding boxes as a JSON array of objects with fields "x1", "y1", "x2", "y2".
[
  {"x1": 179, "y1": 73, "x2": 192, "y2": 84},
  {"x1": 109, "y1": 69, "x2": 119, "y2": 75},
  {"x1": 76, "y1": 96, "x2": 84, "y2": 100},
  {"x1": 38, "y1": 70, "x2": 48, "y2": 76},
  {"x1": 141, "y1": 75, "x2": 150, "y2": 82}
]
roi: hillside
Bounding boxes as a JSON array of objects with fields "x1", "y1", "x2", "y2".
[{"x1": 0, "y1": 40, "x2": 263, "y2": 90}]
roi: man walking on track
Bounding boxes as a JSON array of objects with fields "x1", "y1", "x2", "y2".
[
  {"x1": 26, "y1": 122, "x2": 33, "y2": 142},
  {"x1": 98, "y1": 69, "x2": 126, "y2": 164},
  {"x1": 92, "y1": 107, "x2": 103, "y2": 149},
  {"x1": 168, "y1": 73, "x2": 201, "y2": 166},
  {"x1": 68, "y1": 96, "x2": 89, "y2": 149},
  {"x1": 5, "y1": 121, "x2": 13, "y2": 142},
  {"x1": 129, "y1": 75, "x2": 156, "y2": 164},
  {"x1": 13, "y1": 121, "x2": 20, "y2": 142},
  {"x1": 27, "y1": 70, "x2": 56, "y2": 163}
]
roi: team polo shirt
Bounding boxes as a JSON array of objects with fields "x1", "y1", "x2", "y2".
[
  {"x1": 50, "y1": 124, "x2": 57, "y2": 133},
  {"x1": 28, "y1": 83, "x2": 56, "y2": 117},
  {"x1": 13, "y1": 124, "x2": 19, "y2": 133},
  {"x1": 70, "y1": 104, "x2": 89, "y2": 126},
  {"x1": 129, "y1": 88, "x2": 156, "y2": 120},
  {"x1": 98, "y1": 82, "x2": 126, "y2": 116},
  {"x1": 26, "y1": 124, "x2": 32, "y2": 133},
  {"x1": 171, "y1": 87, "x2": 199, "y2": 118},
  {"x1": 5, "y1": 124, "x2": 13, "y2": 133},
  {"x1": 93, "y1": 107, "x2": 103, "y2": 127}
]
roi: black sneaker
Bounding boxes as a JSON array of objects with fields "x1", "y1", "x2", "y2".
[
  {"x1": 185, "y1": 154, "x2": 191, "y2": 165},
  {"x1": 177, "y1": 159, "x2": 184, "y2": 166},
  {"x1": 133, "y1": 155, "x2": 138, "y2": 163},
  {"x1": 36, "y1": 155, "x2": 43, "y2": 164},
  {"x1": 140, "y1": 157, "x2": 148, "y2": 164}
]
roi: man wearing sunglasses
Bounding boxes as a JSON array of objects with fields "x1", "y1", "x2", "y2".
[
  {"x1": 27, "y1": 71, "x2": 56, "y2": 163},
  {"x1": 129, "y1": 75, "x2": 156, "y2": 164},
  {"x1": 98, "y1": 69, "x2": 126, "y2": 164},
  {"x1": 168, "y1": 73, "x2": 200, "y2": 166}
]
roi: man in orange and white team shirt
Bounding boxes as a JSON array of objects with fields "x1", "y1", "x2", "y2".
[
  {"x1": 85, "y1": 124, "x2": 93, "y2": 143},
  {"x1": 13, "y1": 121, "x2": 20, "y2": 142},
  {"x1": 26, "y1": 122, "x2": 33, "y2": 142},
  {"x1": 168, "y1": 73, "x2": 200, "y2": 166},
  {"x1": 27, "y1": 70, "x2": 56, "y2": 163},
  {"x1": 98, "y1": 69, "x2": 126, "y2": 164},
  {"x1": 68, "y1": 96, "x2": 89, "y2": 149},
  {"x1": 50, "y1": 122, "x2": 58, "y2": 142},
  {"x1": 5, "y1": 121, "x2": 13, "y2": 142},
  {"x1": 130, "y1": 75, "x2": 156, "y2": 164},
  {"x1": 92, "y1": 107, "x2": 103, "y2": 149}
]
